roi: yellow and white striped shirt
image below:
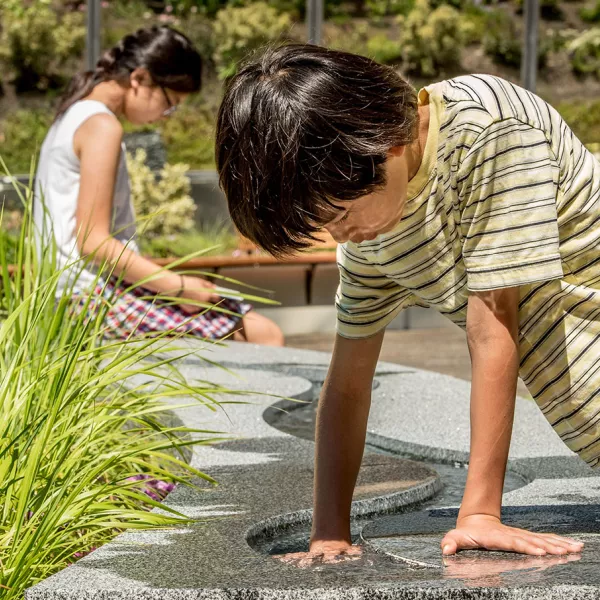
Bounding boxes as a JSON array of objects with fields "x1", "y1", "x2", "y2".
[{"x1": 336, "y1": 74, "x2": 600, "y2": 466}]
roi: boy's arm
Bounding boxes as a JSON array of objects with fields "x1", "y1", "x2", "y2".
[
  {"x1": 310, "y1": 330, "x2": 385, "y2": 555},
  {"x1": 441, "y1": 288, "x2": 583, "y2": 556}
]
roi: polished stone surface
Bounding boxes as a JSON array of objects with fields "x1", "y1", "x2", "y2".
[{"x1": 26, "y1": 341, "x2": 600, "y2": 600}]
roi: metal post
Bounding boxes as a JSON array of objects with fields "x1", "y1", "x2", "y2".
[
  {"x1": 521, "y1": 0, "x2": 539, "y2": 92},
  {"x1": 86, "y1": 0, "x2": 102, "y2": 71},
  {"x1": 306, "y1": 0, "x2": 324, "y2": 45}
]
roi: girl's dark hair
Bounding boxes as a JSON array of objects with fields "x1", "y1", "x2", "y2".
[
  {"x1": 216, "y1": 44, "x2": 418, "y2": 256},
  {"x1": 55, "y1": 26, "x2": 202, "y2": 120}
]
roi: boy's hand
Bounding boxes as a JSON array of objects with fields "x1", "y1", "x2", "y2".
[
  {"x1": 276, "y1": 540, "x2": 362, "y2": 568},
  {"x1": 441, "y1": 514, "x2": 584, "y2": 556}
]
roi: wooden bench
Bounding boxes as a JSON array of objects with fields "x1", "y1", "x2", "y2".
[
  {"x1": 152, "y1": 236, "x2": 337, "y2": 305},
  {"x1": 7, "y1": 234, "x2": 339, "y2": 306}
]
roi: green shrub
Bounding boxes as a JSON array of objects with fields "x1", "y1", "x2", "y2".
[
  {"x1": 429, "y1": 0, "x2": 464, "y2": 9},
  {"x1": 581, "y1": 0, "x2": 600, "y2": 22},
  {"x1": 366, "y1": 33, "x2": 403, "y2": 63},
  {"x1": 568, "y1": 28, "x2": 600, "y2": 78},
  {"x1": 127, "y1": 149, "x2": 196, "y2": 239},
  {"x1": 159, "y1": 0, "x2": 234, "y2": 18},
  {"x1": 460, "y1": 4, "x2": 488, "y2": 45},
  {"x1": 483, "y1": 11, "x2": 553, "y2": 69},
  {"x1": 586, "y1": 142, "x2": 600, "y2": 161},
  {"x1": 140, "y1": 226, "x2": 239, "y2": 258},
  {"x1": 397, "y1": 0, "x2": 464, "y2": 76},
  {"x1": 544, "y1": 27, "x2": 579, "y2": 53},
  {"x1": 212, "y1": 2, "x2": 292, "y2": 79},
  {"x1": 327, "y1": 21, "x2": 371, "y2": 56},
  {"x1": 557, "y1": 99, "x2": 600, "y2": 144},
  {"x1": 176, "y1": 14, "x2": 217, "y2": 70},
  {"x1": 158, "y1": 105, "x2": 216, "y2": 170},
  {"x1": 0, "y1": 0, "x2": 85, "y2": 92},
  {"x1": 482, "y1": 9, "x2": 522, "y2": 68},
  {"x1": 0, "y1": 109, "x2": 53, "y2": 174},
  {"x1": 365, "y1": 0, "x2": 415, "y2": 17},
  {"x1": 514, "y1": 0, "x2": 562, "y2": 19}
]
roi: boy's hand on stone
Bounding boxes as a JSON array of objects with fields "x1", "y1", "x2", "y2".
[
  {"x1": 276, "y1": 540, "x2": 362, "y2": 568},
  {"x1": 441, "y1": 514, "x2": 584, "y2": 556}
]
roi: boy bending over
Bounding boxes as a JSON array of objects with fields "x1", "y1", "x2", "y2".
[{"x1": 216, "y1": 45, "x2": 592, "y2": 559}]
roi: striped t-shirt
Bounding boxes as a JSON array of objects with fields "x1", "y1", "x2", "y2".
[{"x1": 336, "y1": 74, "x2": 600, "y2": 466}]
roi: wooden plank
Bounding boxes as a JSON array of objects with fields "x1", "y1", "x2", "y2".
[
  {"x1": 5, "y1": 251, "x2": 338, "y2": 278},
  {"x1": 152, "y1": 252, "x2": 337, "y2": 269}
]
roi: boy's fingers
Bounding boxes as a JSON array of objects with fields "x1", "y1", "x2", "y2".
[
  {"x1": 515, "y1": 532, "x2": 580, "y2": 555},
  {"x1": 542, "y1": 533, "x2": 584, "y2": 549},
  {"x1": 276, "y1": 546, "x2": 362, "y2": 568},
  {"x1": 508, "y1": 536, "x2": 547, "y2": 555},
  {"x1": 441, "y1": 539, "x2": 458, "y2": 555},
  {"x1": 320, "y1": 546, "x2": 362, "y2": 563},
  {"x1": 527, "y1": 537, "x2": 568, "y2": 555}
]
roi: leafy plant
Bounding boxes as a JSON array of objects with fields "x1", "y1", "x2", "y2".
[
  {"x1": 568, "y1": 28, "x2": 600, "y2": 78},
  {"x1": 0, "y1": 0, "x2": 85, "y2": 92},
  {"x1": 0, "y1": 167, "x2": 251, "y2": 599},
  {"x1": 139, "y1": 225, "x2": 239, "y2": 258},
  {"x1": 212, "y1": 2, "x2": 292, "y2": 79},
  {"x1": 581, "y1": 0, "x2": 600, "y2": 23},
  {"x1": 158, "y1": 105, "x2": 217, "y2": 170},
  {"x1": 459, "y1": 4, "x2": 488, "y2": 46},
  {"x1": 366, "y1": 33, "x2": 403, "y2": 63},
  {"x1": 397, "y1": 0, "x2": 464, "y2": 76},
  {"x1": 483, "y1": 8, "x2": 552, "y2": 69},
  {"x1": 558, "y1": 99, "x2": 600, "y2": 144},
  {"x1": 0, "y1": 109, "x2": 53, "y2": 174},
  {"x1": 127, "y1": 149, "x2": 196, "y2": 238},
  {"x1": 365, "y1": 0, "x2": 415, "y2": 17},
  {"x1": 327, "y1": 21, "x2": 371, "y2": 55},
  {"x1": 513, "y1": 0, "x2": 562, "y2": 20},
  {"x1": 482, "y1": 8, "x2": 522, "y2": 68}
]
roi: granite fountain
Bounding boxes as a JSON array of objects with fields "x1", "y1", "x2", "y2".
[{"x1": 26, "y1": 340, "x2": 600, "y2": 600}]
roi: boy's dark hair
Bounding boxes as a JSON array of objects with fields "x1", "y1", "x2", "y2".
[
  {"x1": 216, "y1": 44, "x2": 418, "y2": 256},
  {"x1": 56, "y1": 26, "x2": 202, "y2": 120}
]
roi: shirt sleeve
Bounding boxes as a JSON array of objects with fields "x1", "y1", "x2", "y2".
[
  {"x1": 335, "y1": 243, "x2": 416, "y2": 339},
  {"x1": 458, "y1": 118, "x2": 564, "y2": 292}
]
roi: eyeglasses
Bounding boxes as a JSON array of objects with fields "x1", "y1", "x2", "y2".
[{"x1": 160, "y1": 86, "x2": 178, "y2": 117}]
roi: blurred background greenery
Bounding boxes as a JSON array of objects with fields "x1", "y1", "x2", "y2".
[{"x1": 2, "y1": 0, "x2": 600, "y2": 176}]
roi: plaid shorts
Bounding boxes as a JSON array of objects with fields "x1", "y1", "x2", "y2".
[{"x1": 71, "y1": 278, "x2": 253, "y2": 340}]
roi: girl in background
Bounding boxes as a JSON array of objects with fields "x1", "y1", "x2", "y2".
[{"x1": 34, "y1": 26, "x2": 283, "y2": 345}]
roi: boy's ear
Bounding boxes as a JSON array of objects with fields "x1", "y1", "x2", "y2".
[{"x1": 388, "y1": 145, "x2": 406, "y2": 158}]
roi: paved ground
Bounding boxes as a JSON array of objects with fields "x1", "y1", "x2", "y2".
[
  {"x1": 31, "y1": 341, "x2": 595, "y2": 600},
  {"x1": 286, "y1": 327, "x2": 531, "y2": 399}
]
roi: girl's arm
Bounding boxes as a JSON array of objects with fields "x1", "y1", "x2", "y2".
[
  {"x1": 441, "y1": 287, "x2": 583, "y2": 556},
  {"x1": 73, "y1": 113, "x2": 216, "y2": 302}
]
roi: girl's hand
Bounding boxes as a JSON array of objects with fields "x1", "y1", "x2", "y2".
[
  {"x1": 177, "y1": 275, "x2": 220, "y2": 313},
  {"x1": 441, "y1": 514, "x2": 584, "y2": 556}
]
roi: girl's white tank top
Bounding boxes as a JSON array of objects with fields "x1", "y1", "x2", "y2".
[{"x1": 34, "y1": 100, "x2": 138, "y2": 296}]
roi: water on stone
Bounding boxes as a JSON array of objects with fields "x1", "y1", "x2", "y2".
[{"x1": 260, "y1": 388, "x2": 595, "y2": 586}]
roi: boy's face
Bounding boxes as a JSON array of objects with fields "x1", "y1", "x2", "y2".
[{"x1": 323, "y1": 148, "x2": 409, "y2": 244}]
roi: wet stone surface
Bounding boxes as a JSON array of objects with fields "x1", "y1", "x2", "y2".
[
  {"x1": 25, "y1": 341, "x2": 600, "y2": 600},
  {"x1": 362, "y1": 505, "x2": 599, "y2": 570}
]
